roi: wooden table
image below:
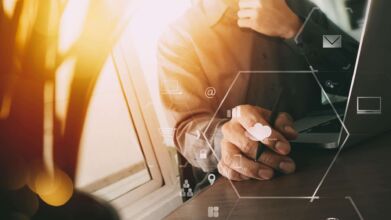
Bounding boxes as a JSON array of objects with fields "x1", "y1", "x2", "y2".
[{"x1": 164, "y1": 132, "x2": 391, "y2": 219}]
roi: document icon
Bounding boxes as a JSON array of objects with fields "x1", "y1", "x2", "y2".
[
  {"x1": 323, "y1": 35, "x2": 342, "y2": 48},
  {"x1": 199, "y1": 149, "x2": 207, "y2": 159}
]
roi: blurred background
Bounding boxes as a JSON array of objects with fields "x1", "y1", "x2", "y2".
[{"x1": 0, "y1": 0, "x2": 367, "y2": 219}]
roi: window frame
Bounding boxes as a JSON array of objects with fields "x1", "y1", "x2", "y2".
[
  {"x1": 73, "y1": 26, "x2": 179, "y2": 210},
  {"x1": 101, "y1": 32, "x2": 178, "y2": 211},
  {"x1": 72, "y1": 0, "x2": 185, "y2": 215}
]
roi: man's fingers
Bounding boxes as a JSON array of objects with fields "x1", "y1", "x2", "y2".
[
  {"x1": 258, "y1": 150, "x2": 296, "y2": 174},
  {"x1": 221, "y1": 121, "x2": 293, "y2": 169},
  {"x1": 233, "y1": 105, "x2": 270, "y2": 130},
  {"x1": 221, "y1": 122, "x2": 258, "y2": 157},
  {"x1": 218, "y1": 161, "x2": 249, "y2": 181},
  {"x1": 274, "y1": 112, "x2": 298, "y2": 140},
  {"x1": 232, "y1": 106, "x2": 291, "y2": 155},
  {"x1": 260, "y1": 130, "x2": 291, "y2": 155},
  {"x1": 221, "y1": 140, "x2": 274, "y2": 180}
]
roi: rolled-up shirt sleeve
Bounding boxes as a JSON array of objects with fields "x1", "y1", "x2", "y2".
[{"x1": 157, "y1": 24, "x2": 224, "y2": 172}]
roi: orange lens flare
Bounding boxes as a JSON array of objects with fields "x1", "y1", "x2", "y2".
[
  {"x1": 35, "y1": 168, "x2": 74, "y2": 207},
  {"x1": 27, "y1": 162, "x2": 74, "y2": 207}
]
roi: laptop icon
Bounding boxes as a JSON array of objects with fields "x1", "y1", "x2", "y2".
[{"x1": 356, "y1": 96, "x2": 382, "y2": 115}]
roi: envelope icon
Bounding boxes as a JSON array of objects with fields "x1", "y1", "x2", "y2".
[{"x1": 323, "y1": 35, "x2": 342, "y2": 48}]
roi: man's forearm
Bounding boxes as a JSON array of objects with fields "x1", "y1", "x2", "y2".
[{"x1": 175, "y1": 116, "x2": 227, "y2": 172}]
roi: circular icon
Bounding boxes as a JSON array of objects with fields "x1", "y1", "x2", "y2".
[{"x1": 205, "y1": 87, "x2": 216, "y2": 98}]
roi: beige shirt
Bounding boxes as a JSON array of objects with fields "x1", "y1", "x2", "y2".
[{"x1": 157, "y1": 0, "x2": 358, "y2": 172}]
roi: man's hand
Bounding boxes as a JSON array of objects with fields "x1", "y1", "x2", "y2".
[
  {"x1": 217, "y1": 105, "x2": 298, "y2": 181},
  {"x1": 237, "y1": 0, "x2": 302, "y2": 39}
]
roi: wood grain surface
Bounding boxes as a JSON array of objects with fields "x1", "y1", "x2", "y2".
[{"x1": 165, "y1": 132, "x2": 391, "y2": 219}]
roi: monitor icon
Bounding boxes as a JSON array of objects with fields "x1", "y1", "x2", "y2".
[
  {"x1": 356, "y1": 96, "x2": 382, "y2": 115},
  {"x1": 162, "y1": 79, "x2": 182, "y2": 95}
]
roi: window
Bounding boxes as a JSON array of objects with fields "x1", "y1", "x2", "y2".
[
  {"x1": 75, "y1": 58, "x2": 152, "y2": 200},
  {"x1": 55, "y1": 0, "x2": 192, "y2": 218},
  {"x1": 65, "y1": 48, "x2": 173, "y2": 204}
]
